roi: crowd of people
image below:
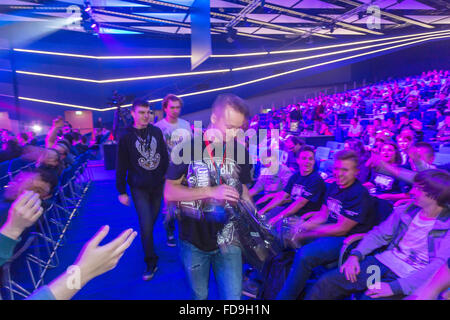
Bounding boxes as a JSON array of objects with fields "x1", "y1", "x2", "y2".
[{"x1": 0, "y1": 68, "x2": 449, "y2": 300}]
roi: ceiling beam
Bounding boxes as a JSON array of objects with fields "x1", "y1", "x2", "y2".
[
  {"x1": 236, "y1": 0, "x2": 384, "y2": 35},
  {"x1": 132, "y1": 0, "x2": 334, "y2": 38},
  {"x1": 335, "y1": 0, "x2": 435, "y2": 29}
]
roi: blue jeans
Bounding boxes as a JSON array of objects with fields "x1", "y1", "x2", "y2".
[
  {"x1": 306, "y1": 255, "x2": 403, "y2": 300},
  {"x1": 130, "y1": 186, "x2": 163, "y2": 268},
  {"x1": 276, "y1": 236, "x2": 345, "y2": 300},
  {"x1": 178, "y1": 239, "x2": 242, "y2": 300}
]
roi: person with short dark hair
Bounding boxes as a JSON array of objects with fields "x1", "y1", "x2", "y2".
[
  {"x1": 280, "y1": 135, "x2": 304, "y2": 172},
  {"x1": 257, "y1": 146, "x2": 326, "y2": 226},
  {"x1": 307, "y1": 169, "x2": 450, "y2": 300},
  {"x1": 116, "y1": 99, "x2": 169, "y2": 281},
  {"x1": 275, "y1": 150, "x2": 376, "y2": 299}
]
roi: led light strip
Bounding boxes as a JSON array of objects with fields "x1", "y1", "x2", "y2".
[
  {"x1": 232, "y1": 31, "x2": 450, "y2": 71},
  {"x1": 15, "y1": 31, "x2": 449, "y2": 83},
  {"x1": 20, "y1": 34, "x2": 448, "y2": 112},
  {"x1": 16, "y1": 69, "x2": 231, "y2": 83},
  {"x1": 13, "y1": 29, "x2": 450, "y2": 59},
  {"x1": 171, "y1": 34, "x2": 450, "y2": 100}
]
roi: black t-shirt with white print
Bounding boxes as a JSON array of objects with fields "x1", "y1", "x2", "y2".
[
  {"x1": 165, "y1": 138, "x2": 253, "y2": 252},
  {"x1": 283, "y1": 171, "x2": 326, "y2": 216},
  {"x1": 324, "y1": 180, "x2": 375, "y2": 236}
]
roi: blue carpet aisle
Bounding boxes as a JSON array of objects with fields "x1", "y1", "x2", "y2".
[{"x1": 44, "y1": 161, "x2": 221, "y2": 300}]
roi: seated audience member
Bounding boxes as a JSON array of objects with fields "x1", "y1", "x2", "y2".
[
  {"x1": 397, "y1": 133, "x2": 414, "y2": 167},
  {"x1": 45, "y1": 116, "x2": 64, "y2": 149},
  {"x1": 398, "y1": 116, "x2": 424, "y2": 142},
  {"x1": 343, "y1": 138, "x2": 370, "y2": 183},
  {"x1": 249, "y1": 150, "x2": 293, "y2": 202},
  {"x1": 408, "y1": 142, "x2": 436, "y2": 172},
  {"x1": 275, "y1": 150, "x2": 375, "y2": 300},
  {"x1": 348, "y1": 118, "x2": 363, "y2": 138},
  {"x1": 72, "y1": 132, "x2": 89, "y2": 156},
  {"x1": 257, "y1": 146, "x2": 326, "y2": 226},
  {"x1": 27, "y1": 225, "x2": 137, "y2": 300},
  {"x1": 364, "y1": 141, "x2": 409, "y2": 202},
  {"x1": 307, "y1": 169, "x2": 450, "y2": 300},
  {"x1": 436, "y1": 112, "x2": 450, "y2": 144},
  {"x1": 37, "y1": 148, "x2": 64, "y2": 176},
  {"x1": 432, "y1": 92, "x2": 448, "y2": 114},
  {"x1": 383, "y1": 117, "x2": 397, "y2": 135},
  {"x1": 373, "y1": 118, "x2": 383, "y2": 133},
  {"x1": 0, "y1": 138, "x2": 22, "y2": 162},
  {"x1": 0, "y1": 191, "x2": 44, "y2": 266},
  {"x1": 409, "y1": 258, "x2": 450, "y2": 300},
  {"x1": 3, "y1": 168, "x2": 58, "y2": 203},
  {"x1": 361, "y1": 125, "x2": 377, "y2": 149},
  {"x1": 280, "y1": 136, "x2": 304, "y2": 172},
  {"x1": 17, "y1": 133, "x2": 31, "y2": 147},
  {"x1": 318, "y1": 122, "x2": 333, "y2": 136}
]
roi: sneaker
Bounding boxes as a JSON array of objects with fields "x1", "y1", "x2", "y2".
[
  {"x1": 142, "y1": 265, "x2": 158, "y2": 281},
  {"x1": 242, "y1": 278, "x2": 260, "y2": 299},
  {"x1": 166, "y1": 236, "x2": 176, "y2": 247}
]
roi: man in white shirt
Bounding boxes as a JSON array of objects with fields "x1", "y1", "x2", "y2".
[{"x1": 155, "y1": 94, "x2": 192, "y2": 247}]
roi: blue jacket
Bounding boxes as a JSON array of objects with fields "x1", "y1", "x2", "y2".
[{"x1": 351, "y1": 203, "x2": 450, "y2": 295}]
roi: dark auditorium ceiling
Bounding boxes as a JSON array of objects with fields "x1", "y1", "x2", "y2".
[{"x1": 1, "y1": 0, "x2": 449, "y2": 41}]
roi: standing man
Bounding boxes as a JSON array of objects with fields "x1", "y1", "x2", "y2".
[
  {"x1": 164, "y1": 94, "x2": 253, "y2": 300},
  {"x1": 155, "y1": 94, "x2": 192, "y2": 247},
  {"x1": 116, "y1": 99, "x2": 169, "y2": 281}
]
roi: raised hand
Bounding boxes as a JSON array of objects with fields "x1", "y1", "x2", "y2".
[
  {"x1": 0, "y1": 191, "x2": 44, "y2": 240},
  {"x1": 74, "y1": 225, "x2": 137, "y2": 285}
]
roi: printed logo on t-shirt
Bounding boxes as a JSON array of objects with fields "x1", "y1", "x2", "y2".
[
  {"x1": 374, "y1": 174, "x2": 394, "y2": 191},
  {"x1": 327, "y1": 197, "x2": 342, "y2": 220},
  {"x1": 135, "y1": 135, "x2": 160, "y2": 171},
  {"x1": 344, "y1": 209, "x2": 359, "y2": 217},
  {"x1": 291, "y1": 184, "x2": 312, "y2": 200}
]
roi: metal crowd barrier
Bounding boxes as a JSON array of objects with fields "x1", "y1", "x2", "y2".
[{"x1": 0, "y1": 153, "x2": 93, "y2": 300}]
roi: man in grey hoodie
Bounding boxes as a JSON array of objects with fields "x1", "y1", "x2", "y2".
[{"x1": 307, "y1": 169, "x2": 450, "y2": 300}]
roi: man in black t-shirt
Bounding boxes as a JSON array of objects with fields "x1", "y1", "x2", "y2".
[
  {"x1": 257, "y1": 146, "x2": 326, "y2": 226},
  {"x1": 164, "y1": 94, "x2": 253, "y2": 300},
  {"x1": 276, "y1": 150, "x2": 375, "y2": 299}
]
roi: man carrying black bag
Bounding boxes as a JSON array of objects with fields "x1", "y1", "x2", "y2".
[{"x1": 164, "y1": 94, "x2": 253, "y2": 300}]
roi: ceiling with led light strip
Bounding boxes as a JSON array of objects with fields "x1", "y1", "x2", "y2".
[{"x1": 0, "y1": 0, "x2": 449, "y2": 39}]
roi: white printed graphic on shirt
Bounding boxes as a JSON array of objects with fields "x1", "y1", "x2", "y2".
[
  {"x1": 374, "y1": 174, "x2": 394, "y2": 191},
  {"x1": 135, "y1": 135, "x2": 160, "y2": 171},
  {"x1": 327, "y1": 197, "x2": 342, "y2": 220},
  {"x1": 291, "y1": 184, "x2": 311, "y2": 200}
]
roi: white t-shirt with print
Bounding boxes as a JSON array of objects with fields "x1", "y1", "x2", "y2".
[{"x1": 376, "y1": 211, "x2": 436, "y2": 278}]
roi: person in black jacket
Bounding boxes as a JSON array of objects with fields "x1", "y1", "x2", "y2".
[{"x1": 116, "y1": 99, "x2": 169, "y2": 281}]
